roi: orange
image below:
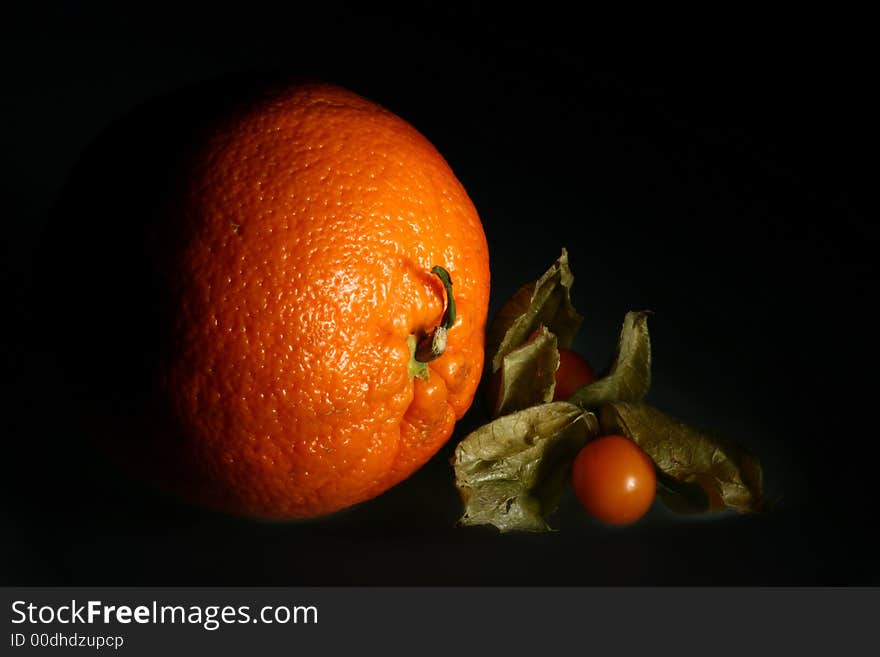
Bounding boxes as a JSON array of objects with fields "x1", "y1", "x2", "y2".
[{"x1": 139, "y1": 82, "x2": 490, "y2": 519}]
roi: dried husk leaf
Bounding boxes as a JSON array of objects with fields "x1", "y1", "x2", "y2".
[
  {"x1": 454, "y1": 402, "x2": 600, "y2": 532},
  {"x1": 569, "y1": 311, "x2": 651, "y2": 408},
  {"x1": 599, "y1": 402, "x2": 764, "y2": 513},
  {"x1": 655, "y1": 469, "x2": 711, "y2": 514},
  {"x1": 490, "y1": 325, "x2": 559, "y2": 418},
  {"x1": 486, "y1": 249, "x2": 583, "y2": 373}
]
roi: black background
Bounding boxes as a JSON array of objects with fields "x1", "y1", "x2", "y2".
[{"x1": 2, "y1": 5, "x2": 877, "y2": 585}]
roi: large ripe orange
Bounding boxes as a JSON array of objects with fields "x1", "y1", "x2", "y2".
[{"x1": 127, "y1": 82, "x2": 490, "y2": 519}]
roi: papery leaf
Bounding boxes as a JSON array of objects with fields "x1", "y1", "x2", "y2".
[
  {"x1": 486, "y1": 249, "x2": 583, "y2": 373},
  {"x1": 453, "y1": 402, "x2": 600, "y2": 532},
  {"x1": 569, "y1": 311, "x2": 651, "y2": 408},
  {"x1": 489, "y1": 325, "x2": 559, "y2": 418},
  {"x1": 599, "y1": 402, "x2": 765, "y2": 513},
  {"x1": 655, "y1": 469, "x2": 711, "y2": 514}
]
